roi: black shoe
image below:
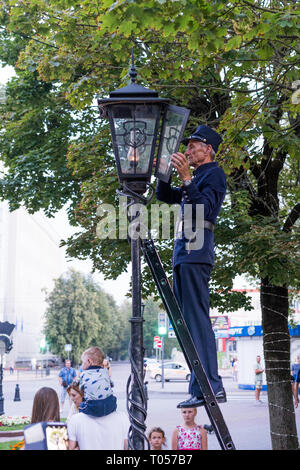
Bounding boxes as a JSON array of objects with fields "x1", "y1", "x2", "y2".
[
  {"x1": 177, "y1": 389, "x2": 227, "y2": 408},
  {"x1": 177, "y1": 396, "x2": 205, "y2": 408},
  {"x1": 215, "y1": 388, "x2": 227, "y2": 403}
]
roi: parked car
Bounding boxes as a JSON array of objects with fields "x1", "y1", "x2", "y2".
[
  {"x1": 150, "y1": 362, "x2": 191, "y2": 382},
  {"x1": 144, "y1": 358, "x2": 160, "y2": 372}
]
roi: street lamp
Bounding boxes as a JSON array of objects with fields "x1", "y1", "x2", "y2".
[
  {"x1": 98, "y1": 52, "x2": 190, "y2": 192},
  {"x1": 97, "y1": 53, "x2": 189, "y2": 450},
  {"x1": 0, "y1": 321, "x2": 15, "y2": 416}
]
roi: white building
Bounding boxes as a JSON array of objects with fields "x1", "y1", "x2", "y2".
[
  {"x1": 228, "y1": 325, "x2": 300, "y2": 390},
  {"x1": 0, "y1": 201, "x2": 63, "y2": 367},
  {"x1": 210, "y1": 288, "x2": 300, "y2": 389}
]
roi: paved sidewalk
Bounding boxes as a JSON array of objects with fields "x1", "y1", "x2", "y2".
[
  {"x1": 0, "y1": 369, "x2": 252, "y2": 418},
  {"x1": 3, "y1": 370, "x2": 54, "y2": 382},
  {"x1": 0, "y1": 367, "x2": 285, "y2": 449},
  {"x1": 145, "y1": 368, "x2": 253, "y2": 396},
  {"x1": 1, "y1": 368, "x2": 254, "y2": 408}
]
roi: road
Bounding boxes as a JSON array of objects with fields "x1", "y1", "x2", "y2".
[{"x1": 1, "y1": 362, "x2": 300, "y2": 450}]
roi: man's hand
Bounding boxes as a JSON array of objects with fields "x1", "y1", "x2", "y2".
[{"x1": 171, "y1": 152, "x2": 191, "y2": 182}]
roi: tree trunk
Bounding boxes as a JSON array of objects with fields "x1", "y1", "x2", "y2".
[{"x1": 261, "y1": 277, "x2": 299, "y2": 450}]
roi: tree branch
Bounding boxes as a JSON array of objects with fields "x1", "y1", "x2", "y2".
[
  {"x1": 283, "y1": 203, "x2": 300, "y2": 232},
  {"x1": 0, "y1": 26, "x2": 59, "y2": 49},
  {"x1": 241, "y1": 0, "x2": 295, "y2": 14}
]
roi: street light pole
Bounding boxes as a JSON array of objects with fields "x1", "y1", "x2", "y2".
[
  {"x1": 123, "y1": 195, "x2": 148, "y2": 449},
  {"x1": 161, "y1": 337, "x2": 165, "y2": 390},
  {"x1": 0, "y1": 323, "x2": 15, "y2": 416},
  {"x1": 97, "y1": 52, "x2": 190, "y2": 450},
  {"x1": 0, "y1": 356, "x2": 4, "y2": 416},
  {"x1": 128, "y1": 227, "x2": 146, "y2": 449}
]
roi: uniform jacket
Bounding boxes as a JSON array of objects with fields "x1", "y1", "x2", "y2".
[{"x1": 156, "y1": 161, "x2": 226, "y2": 267}]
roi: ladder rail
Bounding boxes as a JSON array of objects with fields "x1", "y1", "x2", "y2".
[{"x1": 142, "y1": 239, "x2": 235, "y2": 451}]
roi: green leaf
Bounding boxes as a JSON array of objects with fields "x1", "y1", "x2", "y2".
[{"x1": 225, "y1": 35, "x2": 242, "y2": 51}]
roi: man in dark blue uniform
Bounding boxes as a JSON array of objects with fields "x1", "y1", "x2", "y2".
[{"x1": 156, "y1": 125, "x2": 227, "y2": 408}]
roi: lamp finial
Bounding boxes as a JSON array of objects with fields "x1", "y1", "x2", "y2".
[{"x1": 129, "y1": 48, "x2": 137, "y2": 83}]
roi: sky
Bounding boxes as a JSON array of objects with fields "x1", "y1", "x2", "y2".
[
  {"x1": 0, "y1": 64, "x2": 252, "y2": 305},
  {"x1": 0, "y1": 65, "x2": 14, "y2": 83}
]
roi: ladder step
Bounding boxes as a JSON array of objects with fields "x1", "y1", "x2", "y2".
[{"x1": 142, "y1": 239, "x2": 235, "y2": 451}]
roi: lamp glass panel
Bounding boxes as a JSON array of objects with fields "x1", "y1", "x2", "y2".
[
  {"x1": 155, "y1": 105, "x2": 190, "y2": 183},
  {"x1": 111, "y1": 104, "x2": 160, "y2": 177}
]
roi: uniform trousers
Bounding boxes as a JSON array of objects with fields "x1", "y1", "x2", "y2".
[{"x1": 173, "y1": 263, "x2": 223, "y2": 397}]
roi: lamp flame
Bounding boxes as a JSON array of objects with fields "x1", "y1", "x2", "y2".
[
  {"x1": 127, "y1": 146, "x2": 140, "y2": 167},
  {"x1": 127, "y1": 130, "x2": 140, "y2": 168}
]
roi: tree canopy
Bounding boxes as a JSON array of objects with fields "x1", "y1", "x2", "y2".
[
  {"x1": 43, "y1": 268, "x2": 178, "y2": 362},
  {"x1": 43, "y1": 269, "x2": 127, "y2": 362},
  {"x1": 0, "y1": 0, "x2": 298, "y2": 298}
]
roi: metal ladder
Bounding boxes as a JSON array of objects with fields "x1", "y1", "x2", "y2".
[{"x1": 141, "y1": 238, "x2": 235, "y2": 451}]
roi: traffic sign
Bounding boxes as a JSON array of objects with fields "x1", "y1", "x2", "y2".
[
  {"x1": 158, "y1": 312, "x2": 167, "y2": 335},
  {"x1": 158, "y1": 312, "x2": 166, "y2": 324},
  {"x1": 155, "y1": 340, "x2": 162, "y2": 349},
  {"x1": 168, "y1": 320, "x2": 176, "y2": 338},
  {"x1": 153, "y1": 336, "x2": 160, "y2": 342}
]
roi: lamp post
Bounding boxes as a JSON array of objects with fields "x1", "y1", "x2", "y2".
[
  {"x1": 0, "y1": 341, "x2": 5, "y2": 416},
  {"x1": 97, "y1": 53, "x2": 190, "y2": 449},
  {"x1": 0, "y1": 322, "x2": 15, "y2": 416}
]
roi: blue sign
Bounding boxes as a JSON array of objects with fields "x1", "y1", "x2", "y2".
[
  {"x1": 168, "y1": 320, "x2": 176, "y2": 338},
  {"x1": 227, "y1": 325, "x2": 300, "y2": 338},
  {"x1": 228, "y1": 326, "x2": 263, "y2": 337}
]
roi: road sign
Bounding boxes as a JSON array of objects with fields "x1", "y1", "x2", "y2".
[
  {"x1": 210, "y1": 316, "x2": 229, "y2": 330},
  {"x1": 168, "y1": 320, "x2": 176, "y2": 338},
  {"x1": 158, "y1": 312, "x2": 167, "y2": 335},
  {"x1": 155, "y1": 340, "x2": 162, "y2": 349},
  {"x1": 158, "y1": 312, "x2": 166, "y2": 324},
  {"x1": 64, "y1": 344, "x2": 72, "y2": 352},
  {"x1": 153, "y1": 336, "x2": 160, "y2": 342}
]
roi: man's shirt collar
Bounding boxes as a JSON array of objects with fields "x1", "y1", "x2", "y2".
[{"x1": 193, "y1": 161, "x2": 218, "y2": 177}]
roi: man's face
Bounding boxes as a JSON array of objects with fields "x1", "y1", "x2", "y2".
[
  {"x1": 185, "y1": 140, "x2": 212, "y2": 169},
  {"x1": 257, "y1": 356, "x2": 261, "y2": 363},
  {"x1": 65, "y1": 360, "x2": 71, "y2": 369}
]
